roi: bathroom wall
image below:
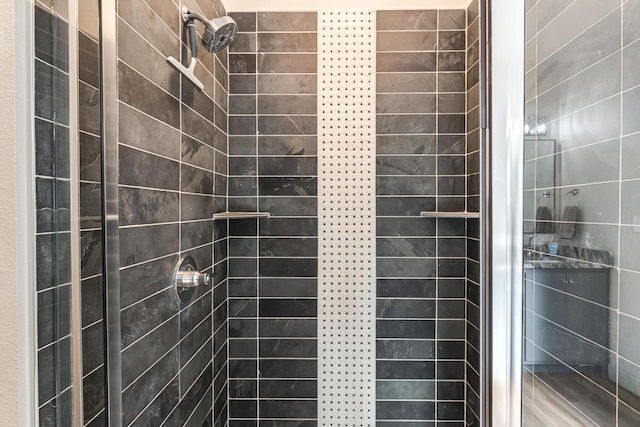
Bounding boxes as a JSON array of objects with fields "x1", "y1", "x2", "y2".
[
  {"x1": 465, "y1": 0, "x2": 481, "y2": 425},
  {"x1": 226, "y1": 11, "x2": 319, "y2": 425},
  {"x1": 34, "y1": 2, "x2": 74, "y2": 424},
  {"x1": 375, "y1": 9, "x2": 468, "y2": 424},
  {"x1": 225, "y1": 7, "x2": 474, "y2": 425},
  {"x1": 524, "y1": 0, "x2": 640, "y2": 423},
  {"x1": 113, "y1": 0, "x2": 228, "y2": 424}
]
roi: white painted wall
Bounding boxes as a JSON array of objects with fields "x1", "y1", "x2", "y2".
[
  {"x1": 222, "y1": 0, "x2": 472, "y2": 12},
  {"x1": 0, "y1": 0, "x2": 21, "y2": 423}
]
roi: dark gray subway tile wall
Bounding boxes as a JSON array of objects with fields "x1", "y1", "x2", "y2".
[
  {"x1": 228, "y1": 11, "x2": 319, "y2": 426},
  {"x1": 115, "y1": 0, "x2": 228, "y2": 425},
  {"x1": 34, "y1": 2, "x2": 75, "y2": 425},
  {"x1": 376, "y1": 9, "x2": 468, "y2": 425},
  {"x1": 466, "y1": 0, "x2": 481, "y2": 425}
]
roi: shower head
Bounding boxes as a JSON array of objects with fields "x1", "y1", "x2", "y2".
[
  {"x1": 166, "y1": 8, "x2": 238, "y2": 90},
  {"x1": 201, "y1": 16, "x2": 238, "y2": 53}
]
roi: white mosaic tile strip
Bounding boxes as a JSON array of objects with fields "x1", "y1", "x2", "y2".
[{"x1": 317, "y1": 10, "x2": 376, "y2": 427}]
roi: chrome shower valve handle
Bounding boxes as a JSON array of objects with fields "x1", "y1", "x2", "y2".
[
  {"x1": 175, "y1": 269, "x2": 211, "y2": 288},
  {"x1": 173, "y1": 256, "x2": 212, "y2": 303}
]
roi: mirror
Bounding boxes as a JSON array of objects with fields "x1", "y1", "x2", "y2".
[{"x1": 523, "y1": 138, "x2": 557, "y2": 235}]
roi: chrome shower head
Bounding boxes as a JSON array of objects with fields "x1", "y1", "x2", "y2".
[
  {"x1": 201, "y1": 16, "x2": 238, "y2": 53},
  {"x1": 166, "y1": 8, "x2": 238, "y2": 90}
]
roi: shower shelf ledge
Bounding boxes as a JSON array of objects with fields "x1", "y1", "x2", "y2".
[
  {"x1": 420, "y1": 211, "x2": 480, "y2": 219},
  {"x1": 213, "y1": 211, "x2": 271, "y2": 220}
]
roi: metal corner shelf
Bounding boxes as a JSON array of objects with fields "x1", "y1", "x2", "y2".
[
  {"x1": 420, "y1": 211, "x2": 481, "y2": 219},
  {"x1": 213, "y1": 211, "x2": 271, "y2": 220}
]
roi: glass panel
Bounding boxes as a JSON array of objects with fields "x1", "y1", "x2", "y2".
[
  {"x1": 522, "y1": 0, "x2": 640, "y2": 424},
  {"x1": 34, "y1": 0, "x2": 74, "y2": 423}
]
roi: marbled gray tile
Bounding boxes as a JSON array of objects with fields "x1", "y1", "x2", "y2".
[
  {"x1": 258, "y1": 115, "x2": 317, "y2": 135},
  {"x1": 259, "y1": 237, "x2": 318, "y2": 257},
  {"x1": 181, "y1": 193, "x2": 214, "y2": 221},
  {"x1": 259, "y1": 278, "x2": 317, "y2": 298},
  {"x1": 258, "y1": 74, "x2": 316, "y2": 94},
  {"x1": 440, "y1": 9, "x2": 466, "y2": 30},
  {"x1": 259, "y1": 258, "x2": 317, "y2": 278},
  {"x1": 229, "y1": 95, "x2": 257, "y2": 114},
  {"x1": 229, "y1": 53, "x2": 257, "y2": 73},
  {"x1": 537, "y1": 0, "x2": 618, "y2": 63},
  {"x1": 258, "y1": 177, "x2": 317, "y2": 196},
  {"x1": 377, "y1": 298, "x2": 436, "y2": 318},
  {"x1": 438, "y1": 31, "x2": 465, "y2": 51},
  {"x1": 119, "y1": 102, "x2": 180, "y2": 159},
  {"x1": 377, "y1": 135, "x2": 437, "y2": 155},
  {"x1": 377, "y1": 52, "x2": 437, "y2": 72},
  {"x1": 122, "y1": 350, "x2": 179, "y2": 426},
  {"x1": 377, "y1": 237, "x2": 436, "y2": 258},
  {"x1": 376, "y1": 72, "x2": 436, "y2": 93},
  {"x1": 34, "y1": 59, "x2": 70, "y2": 125},
  {"x1": 229, "y1": 115, "x2": 257, "y2": 135},
  {"x1": 259, "y1": 400, "x2": 316, "y2": 419},
  {"x1": 119, "y1": 144, "x2": 179, "y2": 190},
  {"x1": 229, "y1": 32, "x2": 257, "y2": 53},
  {"x1": 259, "y1": 197, "x2": 317, "y2": 216},
  {"x1": 260, "y1": 339, "x2": 316, "y2": 358},
  {"x1": 182, "y1": 135, "x2": 214, "y2": 170},
  {"x1": 438, "y1": 51, "x2": 465, "y2": 71},
  {"x1": 181, "y1": 220, "x2": 214, "y2": 250},
  {"x1": 259, "y1": 380, "x2": 316, "y2": 399},
  {"x1": 258, "y1": 33, "x2": 317, "y2": 52},
  {"x1": 377, "y1": 258, "x2": 436, "y2": 278},
  {"x1": 258, "y1": 135, "x2": 317, "y2": 155},
  {"x1": 376, "y1": 31, "x2": 437, "y2": 52},
  {"x1": 118, "y1": 61, "x2": 180, "y2": 128},
  {"x1": 36, "y1": 232, "x2": 71, "y2": 291},
  {"x1": 377, "y1": 196, "x2": 436, "y2": 217},
  {"x1": 377, "y1": 114, "x2": 436, "y2": 134},
  {"x1": 377, "y1": 339, "x2": 435, "y2": 359},
  {"x1": 377, "y1": 176, "x2": 436, "y2": 196},
  {"x1": 377, "y1": 380, "x2": 435, "y2": 400},
  {"x1": 537, "y1": 10, "x2": 621, "y2": 94},
  {"x1": 377, "y1": 155, "x2": 436, "y2": 175},
  {"x1": 121, "y1": 315, "x2": 179, "y2": 388},
  {"x1": 229, "y1": 176, "x2": 257, "y2": 197},
  {"x1": 377, "y1": 10, "x2": 437, "y2": 31},
  {"x1": 438, "y1": 72, "x2": 466, "y2": 92},
  {"x1": 258, "y1": 95, "x2": 317, "y2": 115},
  {"x1": 259, "y1": 157, "x2": 317, "y2": 176},
  {"x1": 377, "y1": 94, "x2": 436, "y2": 114},
  {"x1": 230, "y1": 12, "x2": 256, "y2": 32},
  {"x1": 258, "y1": 12, "x2": 317, "y2": 32},
  {"x1": 117, "y1": 17, "x2": 180, "y2": 98},
  {"x1": 119, "y1": 187, "x2": 179, "y2": 226},
  {"x1": 258, "y1": 53, "x2": 317, "y2": 74},
  {"x1": 119, "y1": 223, "x2": 179, "y2": 267},
  {"x1": 377, "y1": 360, "x2": 435, "y2": 379},
  {"x1": 230, "y1": 75, "x2": 257, "y2": 95},
  {"x1": 259, "y1": 359, "x2": 317, "y2": 379}
]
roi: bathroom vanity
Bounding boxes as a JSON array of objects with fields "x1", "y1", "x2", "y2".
[{"x1": 523, "y1": 260, "x2": 610, "y2": 375}]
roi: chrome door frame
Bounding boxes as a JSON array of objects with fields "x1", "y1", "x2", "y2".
[{"x1": 489, "y1": 0, "x2": 525, "y2": 425}]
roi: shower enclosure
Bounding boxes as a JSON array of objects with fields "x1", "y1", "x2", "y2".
[{"x1": 48, "y1": 0, "x2": 640, "y2": 424}]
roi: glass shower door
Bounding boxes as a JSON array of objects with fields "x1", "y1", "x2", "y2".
[{"x1": 522, "y1": 0, "x2": 640, "y2": 425}]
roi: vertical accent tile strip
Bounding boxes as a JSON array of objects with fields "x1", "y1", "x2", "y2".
[{"x1": 318, "y1": 11, "x2": 376, "y2": 426}]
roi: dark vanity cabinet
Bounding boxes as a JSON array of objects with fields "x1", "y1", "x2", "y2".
[{"x1": 524, "y1": 267, "x2": 610, "y2": 374}]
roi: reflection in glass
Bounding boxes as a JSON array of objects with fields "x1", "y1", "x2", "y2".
[{"x1": 522, "y1": 1, "x2": 640, "y2": 425}]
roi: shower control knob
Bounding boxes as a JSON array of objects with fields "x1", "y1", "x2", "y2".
[
  {"x1": 176, "y1": 269, "x2": 211, "y2": 288},
  {"x1": 173, "y1": 256, "x2": 213, "y2": 303}
]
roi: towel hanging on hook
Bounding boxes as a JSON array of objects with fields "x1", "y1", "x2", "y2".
[{"x1": 558, "y1": 189, "x2": 581, "y2": 239}]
